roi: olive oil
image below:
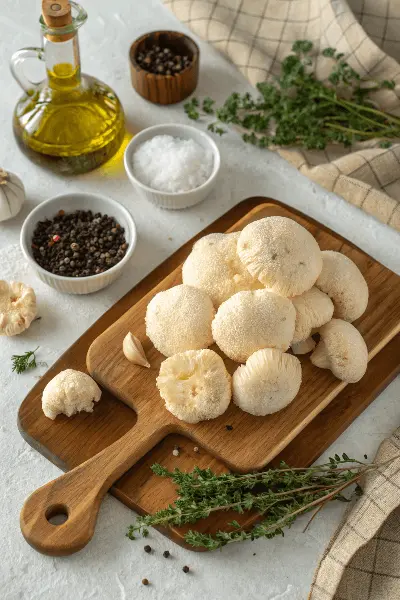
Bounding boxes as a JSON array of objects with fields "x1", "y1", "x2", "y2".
[{"x1": 11, "y1": 1, "x2": 125, "y2": 175}]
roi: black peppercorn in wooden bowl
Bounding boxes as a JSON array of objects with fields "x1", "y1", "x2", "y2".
[{"x1": 129, "y1": 31, "x2": 199, "y2": 105}]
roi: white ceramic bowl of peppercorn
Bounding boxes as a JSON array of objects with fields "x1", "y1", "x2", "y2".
[
  {"x1": 20, "y1": 192, "x2": 137, "y2": 295},
  {"x1": 124, "y1": 123, "x2": 221, "y2": 210}
]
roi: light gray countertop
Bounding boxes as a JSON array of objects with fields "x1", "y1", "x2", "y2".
[{"x1": 1, "y1": 1, "x2": 399, "y2": 599}]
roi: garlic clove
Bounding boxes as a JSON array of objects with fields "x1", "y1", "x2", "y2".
[
  {"x1": 123, "y1": 332, "x2": 150, "y2": 367},
  {"x1": 0, "y1": 169, "x2": 25, "y2": 222}
]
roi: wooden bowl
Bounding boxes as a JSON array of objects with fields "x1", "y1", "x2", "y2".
[{"x1": 129, "y1": 31, "x2": 199, "y2": 105}]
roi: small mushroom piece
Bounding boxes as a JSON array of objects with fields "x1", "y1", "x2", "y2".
[
  {"x1": 237, "y1": 216, "x2": 323, "y2": 297},
  {"x1": 291, "y1": 337, "x2": 316, "y2": 355},
  {"x1": 233, "y1": 348, "x2": 302, "y2": 416},
  {"x1": 291, "y1": 287, "x2": 334, "y2": 344},
  {"x1": 310, "y1": 319, "x2": 368, "y2": 383},
  {"x1": 123, "y1": 332, "x2": 150, "y2": 367},
  {"x1": 0, "y1": 280, "x2": 37, "y2": 336},
  {"x1": 42, "y1": 369, "x2": 102, "y2": 419},
  {"x1": 315, "y1": 251, "x2": 368, "y2": 322}
]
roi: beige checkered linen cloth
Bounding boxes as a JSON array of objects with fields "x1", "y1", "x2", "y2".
[
  {"x1": 310, "y1": 428, "x2": 400, "y2": 600},
  {"x1": 164, "y1": 0, "x2": 400, "y2": 231}
]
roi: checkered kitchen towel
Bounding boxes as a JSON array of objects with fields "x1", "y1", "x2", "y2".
[
  {"x1": 310, "y1": 428, "x2": 400, "y2": 600},
  {"x1": 164, "y1": 0, "x2": 400, "y2": 231}
]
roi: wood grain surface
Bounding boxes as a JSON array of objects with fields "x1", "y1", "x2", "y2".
[
  {"x1": 129, "y1": 31, "x2": 199, "y2": 105},
  {"x1": 87, "y1": 202, "x2": 400, "y2": 473},
  {"x1": 18, "y1": 198, "x2": 400, "y2": 552}
]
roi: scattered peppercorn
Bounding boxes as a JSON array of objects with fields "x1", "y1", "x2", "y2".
[
  {"x1": 163, "y1": 550, "x2": 170, "y2": 558},
  {"x1": 136, "y1": 44, "x2": 192, "y2": 76},
  {"x1": 144, "y1": 544, "x2": 152, "y2": 553},
  {"x1": 253, "y1": 553, "x2": 256, "y2": 556},
  {"x1": 226, "y1": 425, "x2": 233, "y2": 431},
  {"x1": 193, "y1": 446, "x2": 199, "y2": 453},
  {"x1": 31, "y1": 210, "x2": 128, "y2": 277},
  {"x1": 172, "y1": 445, "x2": 180, "y2": 457},
  {"x1": 142, "y1": 578, "x2": 149, "y2": 586},
  {"x1": 182, "y1": 565, "x2": 190, "y2": 573}
]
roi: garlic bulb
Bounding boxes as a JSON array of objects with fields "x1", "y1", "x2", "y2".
[
  {"x1": 123, "y1": 332, "x2": 150, "y2": 367},
  {"x1": 0, "y1": 280, "x2": 37, "y2": 336},
  {"x1": 0, "y1": 169, "x2": 25, "y2": 222}
]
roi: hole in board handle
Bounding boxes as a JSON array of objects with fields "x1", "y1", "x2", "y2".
[{"x1": 45, "y1": 504, "x2": 69, "y2": 526}]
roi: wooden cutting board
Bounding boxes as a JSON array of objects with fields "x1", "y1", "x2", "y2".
[
  {"x1": 18, "y1": 199, "x2": 400, "y2": 550},
  {"x1": 86, "y1": 202, "x2": 400, "y2": 473}
]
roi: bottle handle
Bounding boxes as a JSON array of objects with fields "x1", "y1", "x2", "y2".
[{"x1": 10, "y1": 47, "x2": 44, "y2": 93}]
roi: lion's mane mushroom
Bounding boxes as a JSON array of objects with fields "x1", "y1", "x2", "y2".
[
  {"x1": 157, "y1": 349, "x2": 231, "y2": 424},
  {"x1": 145, "y1": 284, "x2": 215, "y2": 357},
  {"x1": 237, "y1": 216, "x2": 322, "y2": 297},
  {"x1": 291, "y1": 286, "x2": 334, "y2": 352},
  {"x1": 315, "y1": 251, "x2": 368, "y2": 322},
  {"x1": 182, "y1": 232, "x2": 262, "y2": 307},
  {"x1": 42, "y1": 369, "x2": 102, "y2": 420},
  {"x1": 0, "y1": 280, "x2": 37, "y2": 336},
  {"x1": 291, "y1": 337, "x2": 316, "y2": 355},
  {"x1": 233, "y1": 348, "x2": 302, "y2": 415},
  {"x1": 212, "y1": 289, "x2": 296, "y2": 363},
  {"x1": 310, "y1": 319, "x2": 368, "y2": 383}
]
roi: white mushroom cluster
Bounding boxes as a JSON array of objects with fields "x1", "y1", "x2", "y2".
[
  {"x1": 212, "y1": 289, "x2": 295, "y2": 363},
  {"x1": 182, "y1": 232, "x2": 262, "y2": 307},
  {"x1": 237, "y1": 216, "x2": 322, "y2": 297},
  {"x1": 311, "y1": 320, "x2": 368, "y2": 383},
  {"x1": 144, "y1": 216, "x2": 369, "y2": 424},
  {"x1": 233, "y1": 349, "x2": 302, "y2": 416},
  {"x1": 157, "y1": 349, "x2": 231, "y2": 424},
  {"x1": 315, "y1": 251, "x2": 369, "y2": 321},
  {"x1": 145, "y1": 284, "x2": 215, "y2": 357}
]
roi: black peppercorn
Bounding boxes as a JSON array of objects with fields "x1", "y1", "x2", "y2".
[
  {"x1": 136, "y1": 43, "x2": 192, "y2": 76},
  {"x1": 226, "y1": 425, "x2": 233, "y2": 431},
  {"x1": 144, "y1": 545, "x2": 152, "y2": 553},
  {"x1": 163, "y1": 550, "x2": 170, "y2": 558},
  {"x1": 182, "y1": 565, "x2": 190, "y2": 573},
  {"x1": 31, "y1": 209, "x2": 128, "y2": 278}
]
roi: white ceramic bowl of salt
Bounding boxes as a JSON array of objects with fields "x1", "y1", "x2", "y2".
[{"x1": 124, "y1": 123, "x2": 220, "y2": 209}]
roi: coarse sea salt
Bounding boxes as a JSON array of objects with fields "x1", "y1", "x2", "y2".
[{"x1": 132, "y1": 135, "x2": 214, "y2": 193}]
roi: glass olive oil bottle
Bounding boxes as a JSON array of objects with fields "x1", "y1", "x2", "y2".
[{"x1": 10, "y1": 1, "x2": 125, "y2": 175}]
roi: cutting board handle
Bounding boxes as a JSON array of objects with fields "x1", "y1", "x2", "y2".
[{"x1": 20, "y1": 416, "x2": 169, "y2": 556}]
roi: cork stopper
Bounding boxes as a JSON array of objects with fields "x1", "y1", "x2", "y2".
[{"x1": 42, "y1": 0, "x2": 73, "y2": 41}]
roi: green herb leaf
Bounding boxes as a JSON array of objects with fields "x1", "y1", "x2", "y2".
[
  {"x1": 11, "y1": 347, "x2": 40, "y2": 374},
  {"x1": 127, "y1": 454, "x2": 393, "y2": 550},
  {"x1": 322, "y1": 47, "x2": 336, "y2": 58},
  {"x1": 183, "y1": 41, "x2": 400, "y2": 151},
  {"x1": 382, "y1": 80, "x2": 396, "y2": 90},
  {"x1": 184, "y1": 97, "x2": 200, "y2": 120},
  {"x1": 202, "y1": 97, "x2": 215, "y2": 114}
]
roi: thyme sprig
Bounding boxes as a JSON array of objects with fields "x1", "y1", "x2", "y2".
[
  {"x1": 127, "y1": 454, "x2": 396, "y2": 550},
  {"x1": 184, "y1": 40, "x2": 398, "y2": 150},
  {"x1": 11, "y1": 347, "x2": 47, "y2": 374}
]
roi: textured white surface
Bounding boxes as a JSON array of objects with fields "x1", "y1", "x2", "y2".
[{"x1": 0, "y1": 1, "x2": 399, "y2": 599}]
